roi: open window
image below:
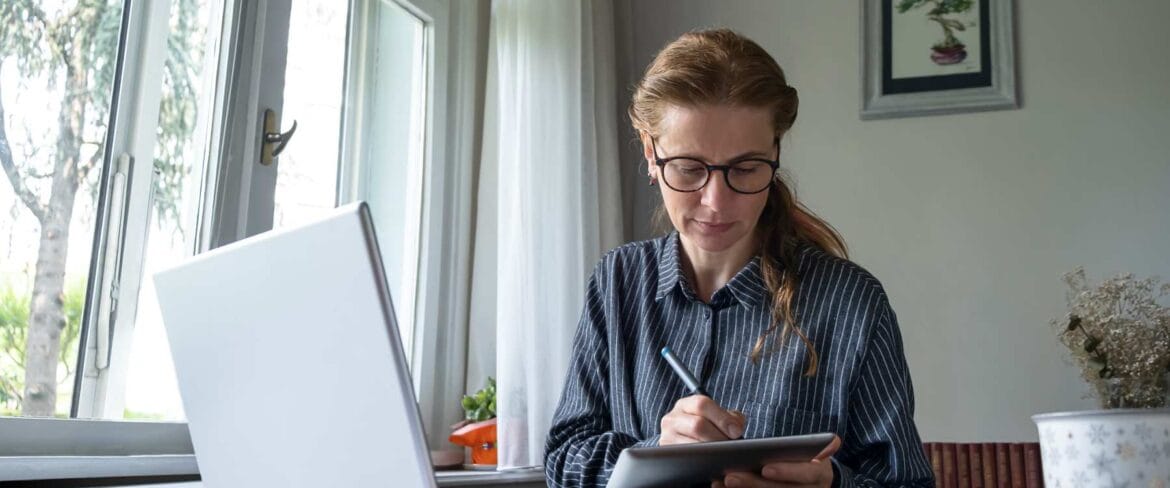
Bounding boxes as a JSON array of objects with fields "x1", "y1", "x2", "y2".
[{"x1": 0, "y1": 0, "x2": 477, "y2": 482}]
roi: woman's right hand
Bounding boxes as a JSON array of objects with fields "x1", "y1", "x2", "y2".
[{"x1": 659, "y1": 395, "x2": 747, "y2": 445}]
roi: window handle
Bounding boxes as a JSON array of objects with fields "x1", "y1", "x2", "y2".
[
  {"x1": 93, "y1": 154, "x2": 134, "y2": 370},
  {"x1": 261, "y1": 108, "x2": 297, "y2": 165}
]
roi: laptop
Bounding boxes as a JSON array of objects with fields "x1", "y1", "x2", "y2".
[{"x1": 153, "y1": 202, "x2": 436, "y2": 487}]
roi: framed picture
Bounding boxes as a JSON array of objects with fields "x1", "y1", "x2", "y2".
[{"x1": 861, "y1": 0, "x2": 1018, "y2": 120}]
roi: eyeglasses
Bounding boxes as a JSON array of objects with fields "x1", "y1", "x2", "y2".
[{"x1": 651, "y1": 137, "x2": 780, "y2": 194}]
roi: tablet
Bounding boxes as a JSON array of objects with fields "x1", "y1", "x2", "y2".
[{"x1": 608, "y1": 432, "x2": 836, "y2": 487}]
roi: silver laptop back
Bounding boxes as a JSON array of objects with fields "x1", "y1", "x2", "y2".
[{"x1": 154, "y1": 202, "x2": 435, "y2": 487}]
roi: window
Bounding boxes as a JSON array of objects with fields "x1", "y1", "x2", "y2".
[
  {"x1": 339, "y1": 0, "x2": 431, "y2": 357},
  {"x1": 1, "y1": 0, "x2": 473, "y2": 479},
  {"x1": 265, "y1": 0, "x2": 434, "y2": 359},
  {"x1": 272, "y1": 0, "x2": 347, "y2": 229},
  {"x1": 115, "y1": 0, "x2": 227, "y2": 421},
  {"x1": 1, "y1": 0, "x2": 227, "y2": 421},
  {"x1": 2, "y1": 0, "x2": 446, "y2": 418},
  {"x1": 0, "y1": 0, "x2": 128, "y2": 418}
]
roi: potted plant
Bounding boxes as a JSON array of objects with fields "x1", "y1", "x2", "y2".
[
  {"x1": 1033, "y1": 269, "x2": 1170, "y2": 487},
  {"x1": 448, "y1": 377, "x2": 497, "y2": 467}
]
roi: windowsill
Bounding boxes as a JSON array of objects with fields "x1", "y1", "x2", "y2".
[
  {"x1": 0, "y1": 455, "x2": 199, "y2": 483},
  {"x1": 0, "y1": 418, "x2": 544, "y2": 486},
  {"x1": 0, "y1": 417, "x2": 197, "y2": 483},
  {"x1": 0, "y1": 456, "x2": 543, "y2": 486},
  {"x1": 434, "y1": 467, "x2": 545, "y2": 486}
]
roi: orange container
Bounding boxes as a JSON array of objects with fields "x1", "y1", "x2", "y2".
[{"x1": 448, "y1": 418, "x2": 497, "y2": 465}]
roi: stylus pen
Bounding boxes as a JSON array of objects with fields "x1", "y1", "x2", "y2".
[{"x1": 660, "y1": 346, "x2": 708, "y2": 397}]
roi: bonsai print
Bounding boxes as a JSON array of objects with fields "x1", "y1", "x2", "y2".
[{"x1": 896, "y1": 0, "x2": 976, "y2": 65}]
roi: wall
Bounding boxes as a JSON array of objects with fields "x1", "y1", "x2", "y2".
[{"x1": 615, "y1": 0, "x2": 1170, "y2": 441}]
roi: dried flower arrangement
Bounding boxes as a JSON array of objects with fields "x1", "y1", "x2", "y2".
[{"x1": 1053, "y1": 268, "x2": 1170, "y2": 409}]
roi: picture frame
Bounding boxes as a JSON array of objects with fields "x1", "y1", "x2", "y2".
[{"x1": 861, "y1": 0, "x2": 1018, "y2": 120}]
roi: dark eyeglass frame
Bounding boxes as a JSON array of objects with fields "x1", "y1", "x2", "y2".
[{"x1": 651, "y1": 137, "x2": 781, "y2": 195}]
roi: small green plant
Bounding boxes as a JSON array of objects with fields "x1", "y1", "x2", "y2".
[{"x1": 461, "y1": 377, "x2": 496, "y2": 422}]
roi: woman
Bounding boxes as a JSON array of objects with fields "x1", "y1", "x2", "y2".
[{"x1": 544, "y1": 29, "x2": 934, "y2": 488}]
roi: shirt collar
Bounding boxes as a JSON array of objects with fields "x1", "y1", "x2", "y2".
[
  {"x1": 723, "y1": 258, "x2": 768, "y2": 307},
  {"x1": 655, "y1": 232, "x2": 685, "y2": 302},
  {"x1": 655, "y1": 232, "x2": 770, "y2": 308}
]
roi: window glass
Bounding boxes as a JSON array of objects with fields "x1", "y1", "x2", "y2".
[
  {"x1": 0, "y1": 0, "x2": 127, "y2": 418},
  {"x1": 347, "y1": 0, "x2": 429, "y2": 353},
  {"x1": 271, "y1": 0, "x2": 348, "y2": 228},
  {"x1": 119, "y1": 0, "x2": 223, "y2": 421},
  {"x1": 277, "y1": 0, "x2": 429, "y2": 355}
]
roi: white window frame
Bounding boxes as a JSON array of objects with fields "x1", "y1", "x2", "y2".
[
  {"x1": 73, "y1": 0, "x2": 175, "y2": 420},
  {"x1": 337, "y1": 0, "x2": 482, "y2": 448},
  {"x1": 74, "y1": 0, "x2": 293, "y2": 420},
  {"x1": 205, "y1": 0, "x2": 292, "y2": 246},
  {"x1": 338, "y1": 0, "x2": 430, "y2": 365}
]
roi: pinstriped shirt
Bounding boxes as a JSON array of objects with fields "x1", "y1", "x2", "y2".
[{"x1": 544, "y1": 232, "x2": 934, "y2": 487}]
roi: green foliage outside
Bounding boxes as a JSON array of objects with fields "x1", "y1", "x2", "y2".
[
  {"x1": 123, "y1": 408, "x2": 166, "y2": 420},
  {"x1": 461, "y1": 377, "x2": 497, "y2": 422},
  {"x1": 0, "y1": 280, "x2": 86, "y2": 415}
]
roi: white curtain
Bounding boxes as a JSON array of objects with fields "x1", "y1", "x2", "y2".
[{"x1": 474, "y1": 0, "x2": 623, "y2": 469}]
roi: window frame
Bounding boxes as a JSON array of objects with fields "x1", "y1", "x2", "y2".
[
  {"x1": 73, "y1": 0, "x2": 286, "y2": 420},
  {"x1": 0, "y1": 0, "x2": 278, "y2": 469},
  {"x1": 0, "y1": 0, "x2": 200, "y2": 479},
  {"x1": 337, "y1": 0, "x2": 481, "y2": 449},
  {"x1": 337, "y1": 0, "x2": 430, "y2": 365},
  {"x1": 72, "y1": 0, "x2": 179, "y2": 420},
  {"x1": 204, "y1": 0, "x2": 291, "y2": 247},
  {"x1": 383, "y1": 0, "x2": 484, "y2": 451}
]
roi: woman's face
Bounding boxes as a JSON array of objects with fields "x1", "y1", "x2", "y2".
[{"x1": 644, "y1": 104, "x2": 775, "y2": 256}]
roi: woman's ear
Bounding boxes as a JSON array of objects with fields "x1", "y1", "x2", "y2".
[{"x1": 638, "y1": 131, "x2": 656, "y2": 177}]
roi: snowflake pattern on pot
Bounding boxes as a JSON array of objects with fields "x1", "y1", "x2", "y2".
[
  {"x1": 1089, "y1": 424, "x2": 1110, "y2": 444},
  {"x1": 1036, "y1": 411, "x2": 1170, "y2": 488}
]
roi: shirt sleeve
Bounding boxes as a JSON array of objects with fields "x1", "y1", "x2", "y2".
[
  {"x1": 544, "y1": 264, "x2": 650, "y2": 487},
  {"x1": 833, "y1": 297, "x2": 935, "y2": 488}
]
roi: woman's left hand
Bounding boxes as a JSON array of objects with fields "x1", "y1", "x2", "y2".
[{"x1": 711, "y1": 435, "x2": 841, "y2": 488}]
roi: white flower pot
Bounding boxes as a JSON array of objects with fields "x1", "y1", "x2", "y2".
[{"x1": 1033, "y1": 409, "x2": 1170, "y2": 488}]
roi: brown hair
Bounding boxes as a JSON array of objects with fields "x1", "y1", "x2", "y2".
[{"x1": 629, "y1": 29, "x2": 847, "y2": 375}]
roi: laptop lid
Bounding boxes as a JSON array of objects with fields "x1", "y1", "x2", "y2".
[{"x1": 153, "y1": 202, "x2": 436, "y2": 487}]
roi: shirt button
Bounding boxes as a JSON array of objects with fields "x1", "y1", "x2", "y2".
[{"x1": 705, "y1": 310, "x2": 712, "y2": 319}]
